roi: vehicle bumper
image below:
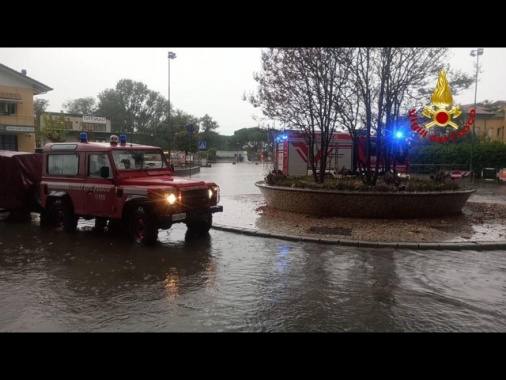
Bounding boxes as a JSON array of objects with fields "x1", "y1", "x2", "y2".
[{"x1": 210, "y1": 205, "x2": 224, "y2": 213}]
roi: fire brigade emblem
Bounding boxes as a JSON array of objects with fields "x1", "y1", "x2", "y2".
[{"x1": 422, "y1": 69, "x2": 461, "y2": 129}]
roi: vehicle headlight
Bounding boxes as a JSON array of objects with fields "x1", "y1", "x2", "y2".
[
  {"x1": 165, "y1": 193, "x2": 177, "y2": 205},
  {"x1": 209, "y1": 185, "x2": 220, "y2": 202}
]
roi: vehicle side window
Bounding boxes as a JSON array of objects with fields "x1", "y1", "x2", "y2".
[
  {"x1": 48, "y1": 154, "x2": 79, "y2": 176},
  {"x1": 88, "y1": 154, "x2": 112, "y2": 178}
]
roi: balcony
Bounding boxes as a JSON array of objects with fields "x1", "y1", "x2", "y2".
[{"x1": 0, "y1": 114, "x2": 34, "y2": 127}]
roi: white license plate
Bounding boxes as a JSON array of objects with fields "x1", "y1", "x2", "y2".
[{"x1": 172, "y1": 213, "x2": 186, "y2": 221}]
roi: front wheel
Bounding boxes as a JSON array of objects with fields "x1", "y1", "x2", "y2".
[
  {"x1": 94, "y1": 217, "x2": 108, "y2": 232},
  {"x1": 186, "y1": 214, "x2": 212, "y2": 235},
  {"x1": 44, "y1": 199, "x2": 78, "y2": 232},
  {"x1": 129, "y1": 205, "x2": 159, "y2": 245}
]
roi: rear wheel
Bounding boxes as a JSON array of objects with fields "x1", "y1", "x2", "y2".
[
  {"x1": 186, "y1": 214, "x2": 212, "y2": 235},
  {"x1": 129, "y1": 205, "x2": 159, "y2": 245},
  {"x1": 45, "y1": 199, "x2": 78, "y2": 232}
]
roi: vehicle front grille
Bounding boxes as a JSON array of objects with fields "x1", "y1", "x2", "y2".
[{"x1": 180, "y1": 188, "x2": 209, "y2": 211}]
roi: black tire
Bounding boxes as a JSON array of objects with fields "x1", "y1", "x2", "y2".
[
  {"x1": 129, "y1": 205, "x2": 159, "y2": 245},
  {"x1": 45, "y1": 199, "x2": 78, "y2": 232},
  {"x1": 94, "y1": 217, "x2": 108, "y2": 232},
  {"x1": 186, "y1": 214, "x2": 212, "y2": 235}
]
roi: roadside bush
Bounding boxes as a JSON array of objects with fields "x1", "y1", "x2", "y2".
[{"x1": 264, "y1": 170, "x2": 462, "y2": 192}]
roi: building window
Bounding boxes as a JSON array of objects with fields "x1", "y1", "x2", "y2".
[
  {"x1": 83, "y1": 122, "x2": 95, "y2": 131},
  {"x1": 0, "y1": 102, "x2": 16, "y2": 115},
  {"x1": 487, "y1": 129, "x2": 493, "y2": 138},
  {"x1": 82, "y1": 122, "x2": 107, "y2": 132},
  {"x1": 0, "y1": 135, "x2": 17, "y2": 150}
]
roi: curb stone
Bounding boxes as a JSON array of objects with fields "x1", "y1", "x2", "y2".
[{"x1": 212, "y1": 223, "x2": 506, "y2": 251}]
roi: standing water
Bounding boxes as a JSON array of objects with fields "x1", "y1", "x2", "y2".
[{"x1": 0, "y1": 161, "x2": 505, "y2": 332}]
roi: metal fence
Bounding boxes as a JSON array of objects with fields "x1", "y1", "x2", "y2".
[{"x1": 409, "y1": 163, "x2": 471, "y2": 175}]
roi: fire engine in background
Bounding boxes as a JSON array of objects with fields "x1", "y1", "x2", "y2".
[
  {"x1": 0, "y1": 133, "x2": 223, "y2": 246},
  {"x1": 273, "y1": 130, "x2": 409, "y2": 177}
]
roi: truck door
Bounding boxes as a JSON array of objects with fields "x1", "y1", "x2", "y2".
[
  {"x1": 288, "y1": 141, "x2": 309, "y2": 175},
  {"x1": 84, "y1": 153, "x2": 116, "y2": 215},
  {"x1": 336, "y1": 140, "x2": 353, "y2": 172}
]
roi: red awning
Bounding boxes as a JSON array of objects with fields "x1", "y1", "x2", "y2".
[{"x1": 0, "y1": 92, "x2": 22, "y2": 102}]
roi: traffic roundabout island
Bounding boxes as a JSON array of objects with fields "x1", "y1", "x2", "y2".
[{"x1": 255, "y1": 181, "x2": 477, "y2": 219}]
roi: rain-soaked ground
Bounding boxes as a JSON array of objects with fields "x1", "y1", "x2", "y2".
[{"x1": 1, "y1": 162, "x2": 506, "y2": 332}]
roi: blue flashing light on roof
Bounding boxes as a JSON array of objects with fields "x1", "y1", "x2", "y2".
[
  {"x1": 275, "y1": 134, "x2": 288, "y2": 142},
  {"x1": 79, "y1": 132, "x2": 88, "y2": 143},
  {"x1": 395, "y1": 131, "x2": 404, "y2": 139},
  {"x1": 119, "y1": 134, "x2": 127, "y2": 144}
]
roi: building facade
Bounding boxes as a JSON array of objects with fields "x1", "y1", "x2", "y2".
[
  {"x1": 461, "y1": 102, "x2": 506, "y2": 142},
  {"x1": 0, "y1": 63, "x2": 52, "y2": 152},
  {"x1": 39, "y1": 112, "x2": 112, "y2": 146}
]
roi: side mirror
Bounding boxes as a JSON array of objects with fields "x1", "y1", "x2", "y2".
[{"x1": 100, "y1": 166, "x2": 110, "y2": 178}]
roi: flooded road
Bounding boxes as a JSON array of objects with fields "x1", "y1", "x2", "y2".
[{"x1": 1, "y1": 162, "x2": 506, "y2": 332}]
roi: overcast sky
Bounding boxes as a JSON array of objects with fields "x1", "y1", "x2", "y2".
[{"x1": 1, "y1": 47, "x2": 504, "y2": 136}]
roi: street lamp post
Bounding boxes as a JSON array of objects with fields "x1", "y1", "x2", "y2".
[
  {"x1": 469, "y1": 48, "x2": 484, "y2": 183},
  {"x1": 168, "y1": 51, "x2": 176, "y2": 162}
]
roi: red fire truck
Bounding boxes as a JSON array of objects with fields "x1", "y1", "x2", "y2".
[
  {"x1": 273, "y1": 130, "x2": 409, "y2": 177},
  {"x1": 0, "y1": 133, "x2": 223, "y2": 245}
]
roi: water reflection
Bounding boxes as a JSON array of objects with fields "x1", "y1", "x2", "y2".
[
  {"x1": 0, "y1": 218, "x2": 217, "y2": 332},
  {"x1": 1, "y1": 163, "x2": 506, "y2": 332},
  {"x1": 242, "y1": 241, "x2": 401, "y2": 332}
]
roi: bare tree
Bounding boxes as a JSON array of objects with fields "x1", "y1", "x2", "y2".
[
  {"x1": 343, "y1": 48, "x2": 474, "y2": 186},
  {"x1": 248, "y1": 48, "x2": 352, "y2": 183},
  {"x1": 249, "y1": 47, "x2": 475, "y2": 186}
]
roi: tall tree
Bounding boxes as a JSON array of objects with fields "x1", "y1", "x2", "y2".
[
  {"x1": 96, "y1": 79, "x2": 166, "y2": 141},
  {"x1": 34, "y1": 98, "x2": 49, "y2": 117},
  {"x1": 197, "y1": 114, "x2": 221, "y2": 151},
  {"x1": 62, "y1": 97, "x2": 98, "y2": 115},
  {"x1": 34, "y1": 99, "x2": 49, "y2": 148},
  {"x1": 198, "y1": 114, "x2": 219, "y2": 133},
  {"x1": 40, "y1": 113, "x2": 67, "y2": 142},
  {"x1": 166, "y1": 109, "x2": 200, "y2": 153}
]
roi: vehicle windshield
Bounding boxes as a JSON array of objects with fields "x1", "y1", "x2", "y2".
[{"x1": 112, "y1": 150, "x2": 168, "y2": 171}]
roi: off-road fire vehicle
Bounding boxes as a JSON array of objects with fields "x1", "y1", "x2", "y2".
[{"x1": 0, "y1": 133, "x2": 223, "y2": 245}]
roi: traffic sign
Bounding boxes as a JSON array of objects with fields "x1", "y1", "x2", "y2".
[
  {"x1": 198, "y1": 141, "x2": 207, "y2": 150},
  {"x1": 450, "y1": 170, "x2": 462, "y2": 181}
]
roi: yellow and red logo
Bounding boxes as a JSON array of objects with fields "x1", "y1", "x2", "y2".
[{"x1": 409, "y1": 69, "x2": 475, "y2": 143}]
